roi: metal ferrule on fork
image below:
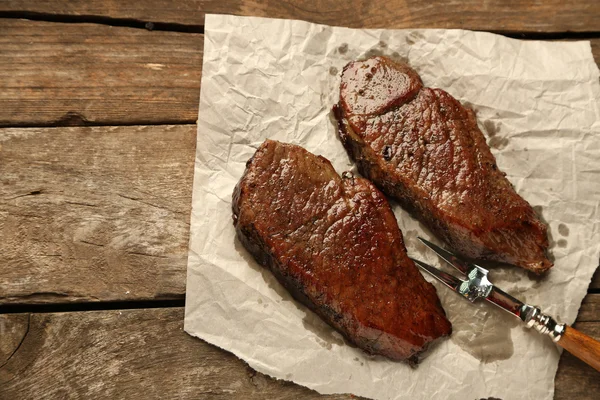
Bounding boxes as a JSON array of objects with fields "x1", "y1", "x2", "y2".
[{"x1": 520, "y1": 305, "x2": 566, "y2": 342}]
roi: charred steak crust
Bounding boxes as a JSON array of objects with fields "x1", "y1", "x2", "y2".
[
  {"x1": 334, "y1": 56, "x2": 552, "y2": 274},
  {"x1": 233, "y1": 140, "x2": 451, "y2": 362}
]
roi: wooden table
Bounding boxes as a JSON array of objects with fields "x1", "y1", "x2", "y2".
[{"x1": 1, "y1": 2, "x2": 599, "y2": 398}]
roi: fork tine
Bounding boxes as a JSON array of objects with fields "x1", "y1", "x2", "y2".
[
  {"x1": 417, "y1": 237, "x2": 470, "y2": 276},
  {"x1": 410, "y1": 257, "x2": 465, "y2": 292}
]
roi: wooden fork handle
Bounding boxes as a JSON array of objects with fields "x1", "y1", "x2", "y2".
[{"x1": 558, "y1": 325, "x2": 600, "y2": 372}]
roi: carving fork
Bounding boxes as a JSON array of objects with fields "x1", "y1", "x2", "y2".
[{"x1": 411, "y1": 237, "x2": 600, "y2": 372}]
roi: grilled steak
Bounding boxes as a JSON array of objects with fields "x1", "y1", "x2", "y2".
[
  {"x1": 333, "y1": 56, "x2": 552, "y2": 273},
  {"x1": 233, "y1": 140, "x2": 451, "y2": 361}
]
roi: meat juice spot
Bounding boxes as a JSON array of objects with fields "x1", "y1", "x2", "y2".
[
  {"x1": 354, "y1": 356, "x2": 365, "y2": 366},
  {"x1": 363, "y1": 48, "x2": 386, "y2": 59},
  {"x1": 391, "y1": 51, "x2": 407, "y2": 63},
  {"x1": 557, "y1": 239, "x2": 568, "y2": 248},
  {"x1": 525, "y1": 270, "x2": 547, "y2": 289},
  {"x1": 434, "y1": 259, "x2": 521, "y2": 363},
  {"x1": 488, "y1": 267, "x2": 525, "y2": 284},
  {"x1": 329, "y1": 66, "x2": 339, "y2": 76},
  {"x1": 507, "y1": 284, "x2": 529, "y2": 304},
  {"x1": 338, "y1": 43, "x2": 349, "y2": 54},
  {"x1": 449, "y1": 300, "x2": 518, "y2": 363},
  {"x1": 532, "y1": 205, "x2": 556, "y2": 262},
  {"x1": 533, "y1": 206, "x2": 545, "y2": 221},
  {"x1": 488, "y1": 136, "x2": 509, "y2": 150},
  {"x1": 358, "y1": 48, "x2": 407, "y2": 64},
  {"x1": 302, "y1": 310, "x2": 345, "y2": 349},
  {"x1": 558, "y1": 223, "x2": 569, "y2": 236},
  {"x1": 483, "y1": 120, "x2": 498, "y2": 138},
  {"x1": 407, "y1": 32, "x2": 425, "y2": 44}
]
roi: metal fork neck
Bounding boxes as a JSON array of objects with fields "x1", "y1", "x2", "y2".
[{"x1": 459, "y1": 266, "x2": 493, "y2": 302}]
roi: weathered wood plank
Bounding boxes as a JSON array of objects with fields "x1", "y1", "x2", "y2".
[
  {"x1": 0, "y1": 19, "x2": 202, "y2": 126},
  {"x1": 0, "y1": 308, "x2": 358, "y2": 399},
  {"x1": 591, "y1": 40, "x2": 600, "y2": 68},
  {"x1": 578, "y1": 293, "x2": 600, "y2": 322},
  {"x1": 1, "y1": 20, "x2": 600, "y2": 127},
  {"x1": 0, "y1": 314, "x2": 29, "y2": 367},
  {"x1": 1, "y1": 124, "x2": 598, "y2": 304},
  {"x1": 0, "y1": 125, "x2": 195, "y2": 303},
  {"x1": 0, "y1": 308, "x2": 597, "y2": 399},
  {"x1": 591, "y1": 267, "x2": 600, "y2": 291},
  {"x1": 2, "y1": 0, "x2": 600, "y2": 33}
]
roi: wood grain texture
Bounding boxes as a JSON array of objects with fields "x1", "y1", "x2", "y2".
[
  {"x1": 0, "y1": 308, "x2": 597, "y2": 400},
  {"x1": 0, "y1": 125, "x2": 196, "y2": 304},
  {"x1": 592, "y1": 267, "x2": 600, "y2": 291},
  {"x1": 0, "y1": 19, "x2": 202, "y2": 126},
  {"x1": 0, "y1": 4, "x2": 597, "y2": 398},
  {"x1": 0, "y1": 314, "x2": 29, "y2": 367},
  {"x1": 591, "y1": 39, "x2": 600, "y2": 68},
  {"x1": 1, "y1": 20, "x2": 600, "y2": 128},
  {"x1": 0, "y1": 124, "x2": 598, "y2": 304},
  {"x1": 577, "y1": 293, "x2": 600, "y2": 322},
  {"x1": 0, "y1": 309, "x2": 359, "y2": 400},
  {"x1": 2, "y1": 0, "x2": 600, "y2": 32}
]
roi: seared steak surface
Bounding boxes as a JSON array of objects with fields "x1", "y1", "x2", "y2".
[
  {"x1": 334, "y1": 56, "x2": 552, "y2": 273},
  {"x1": 233, "y1": 140, "x2": 451, "y2": 361}
]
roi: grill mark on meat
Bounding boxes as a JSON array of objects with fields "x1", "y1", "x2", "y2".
[
  {"x1": 334, "y1": 56, "x2": 552, "y2": 273},
  {"x1": 233, "y1": 140, "x2": 451, "y2": 362}
]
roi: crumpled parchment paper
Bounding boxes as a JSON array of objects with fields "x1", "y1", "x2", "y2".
[{"x1": 184, "y1": 14, "x2": 600, "y2": 400}]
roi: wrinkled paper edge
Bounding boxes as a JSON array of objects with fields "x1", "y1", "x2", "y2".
[{"x1": 185, "y1": 14, "x2": 600, "y2": 400}]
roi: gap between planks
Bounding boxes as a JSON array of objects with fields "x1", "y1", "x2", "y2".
[
  {"x1": 0, "y1": 18, "x2": 599, "y2": 128},
  {"x1": 2, "y1": 9, "x2": 600, "y2": 40},
  {"x1": 1, "y1": 294, "x2": 598, "y2": 322},
  {"x1": 0, "y1": 10, "x2": 204, "y2": 34},
  {"x1": 0, "y1": 299, "x2": 185, "y2": 314},
  {"x1": 3, "y1": 0, "x2": 600, "y2": 35}
]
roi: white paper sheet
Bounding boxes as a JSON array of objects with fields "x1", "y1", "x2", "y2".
[{"x1": 184, "y1": 14, "x2": 600, "y2": 400}]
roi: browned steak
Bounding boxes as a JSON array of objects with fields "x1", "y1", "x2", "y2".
[
  {"x1": 233, "y1": 140, "x2": 451, "y2": 362},
  {"x1": 333, "y1": 56, "x2": 552, "y2": 273}
]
